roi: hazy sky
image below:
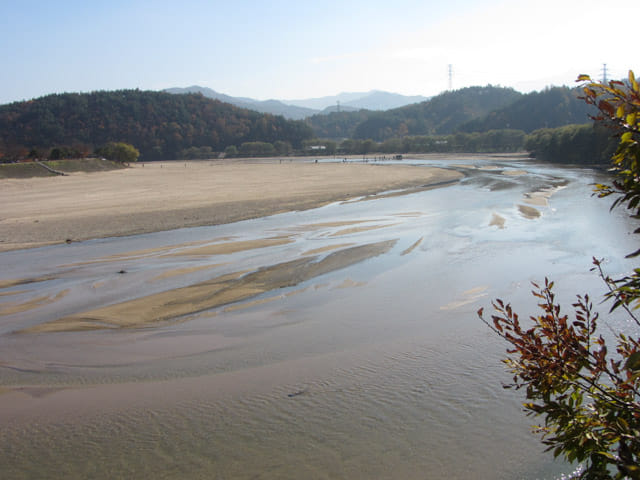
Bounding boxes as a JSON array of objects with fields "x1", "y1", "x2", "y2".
[{"x1": 1, "y1": 0, "x2": 637, "y2": 104}]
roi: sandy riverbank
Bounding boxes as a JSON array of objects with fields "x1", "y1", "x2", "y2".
[{"x1": 0, "y1": 160, "x2": 462, "y2": 252}]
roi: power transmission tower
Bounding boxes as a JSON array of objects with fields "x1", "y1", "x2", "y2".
[
  {"x1": 448, "y1": 64, "x2": 453, "y2": 91},
  {"x1": 601, "y1": 63, "x2": 608, "y2": 83}
]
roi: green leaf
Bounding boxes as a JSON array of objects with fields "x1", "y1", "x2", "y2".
[
  {"x1": 616, "y1": 417, "x2": 630, "y2": 432},
  {"x1": 597, "y1": 450, "x2": 617, "y2": 460},
  {"x1": 629, "y1": 70, "x2": 638, "y2": 92},
  {"x1": 621, "y1": 131, "x2": 634, "y2": 143},
  {"x1": 624, "y1": 351, "x2": 640, "y2": 371}
]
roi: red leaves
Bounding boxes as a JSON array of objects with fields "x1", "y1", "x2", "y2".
[
  {"x1": 493, "y1": 316, "x2": 503, "y2": 333},
  {"x1": 599, "y1": 100, "x2": 615, "y2": 116},
  {"x1": 479, "y1": 278, "x2": 640, "y2": 474}
]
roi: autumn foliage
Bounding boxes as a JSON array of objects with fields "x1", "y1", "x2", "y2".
[{"x1": 479, "y1": 71, "x2": 640, "y2": 479}]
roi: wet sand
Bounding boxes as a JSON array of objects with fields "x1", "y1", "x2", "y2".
[
  {"x1": 0, "y1": 160, "x2": 461, "y2": 252},
  {"x1": 19, "y1": 240, "x2": 397, "y2": 333}
]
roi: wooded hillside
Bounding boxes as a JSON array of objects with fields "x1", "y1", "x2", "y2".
[
  {"x1": 0, "y1": 90, "x2": 313, "y2": 161},
  {"x1": 0, "y1": 83, "x2": 606, "y2": 164},
  {"x1": 306, "y1": 86, "x2": 522, "y2": 141},
  {"x1": 458, "y1": 86, "x2": 593, "y2": 133}
]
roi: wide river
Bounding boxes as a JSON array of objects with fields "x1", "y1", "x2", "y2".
[{"x1": 1, "y1": 156, "x2": 638, "y2": 479}]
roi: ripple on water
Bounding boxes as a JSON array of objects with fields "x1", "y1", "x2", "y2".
[
  {"x1": 1, "y1": 159, "x2": 622, "y2": 479},
  {"x1": 1, "y1": 340, "x2": 566, "y2": 479}
]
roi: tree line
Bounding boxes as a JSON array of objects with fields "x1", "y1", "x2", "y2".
[
  {"x1": 0, "y1": 84, "x2": 613, "y2": 165},
  {"x1": 0, "y1": 90, "x2": 313, "y2": 161},
  {"x1": 301, "y1": 84, "x2": 606, "y2": 165},
  {"x1": 297, "y1": 125, "x2": 614, "y2": 166},
  {"x1": 524, "y1": 123, "x2": 618, "y2": 165}
]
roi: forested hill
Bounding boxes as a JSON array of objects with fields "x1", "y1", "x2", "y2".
[
  {"x1": 307, "y1": 86, "x2": 522, "y2": 141},
  {"x1": 0, "y1": 90, "x2": 313, "y2": 160},
  {"x1": 458, "y1": 86, "x2": 592, "y2": 133}
]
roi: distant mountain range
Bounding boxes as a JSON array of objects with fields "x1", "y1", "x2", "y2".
[
  {"x1": 0, "y1": 83, "x2": 595, "y2": 161},
  {"x1": 163, "y1": 86, "x2": 429, "y2": 120},
  {"x1": 284, "y1": 91, "x2": 430, "y2": 112}
]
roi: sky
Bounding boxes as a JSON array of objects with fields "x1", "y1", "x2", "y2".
[{"x1": 1, "y1": 0, "x2": 637, "y2": 105}]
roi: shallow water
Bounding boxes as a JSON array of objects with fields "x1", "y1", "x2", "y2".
[{"x1": 1, "y1": 156, "x2": 637, "y2": 479}]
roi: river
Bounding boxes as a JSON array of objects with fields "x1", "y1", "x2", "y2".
[{"x1": 0, "y1": 155, "x2": 637, "y2": 479}]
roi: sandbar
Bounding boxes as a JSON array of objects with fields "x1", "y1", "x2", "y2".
[
  {"x1": 0, "y1": 160, "x2": 462, "y2": 252},
  {"x1": 19, "y1": 240, "x2": 397, "y2": 333},
  {"x1": 518, "y1": 204, "x2": 541, "y2": 219}
]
